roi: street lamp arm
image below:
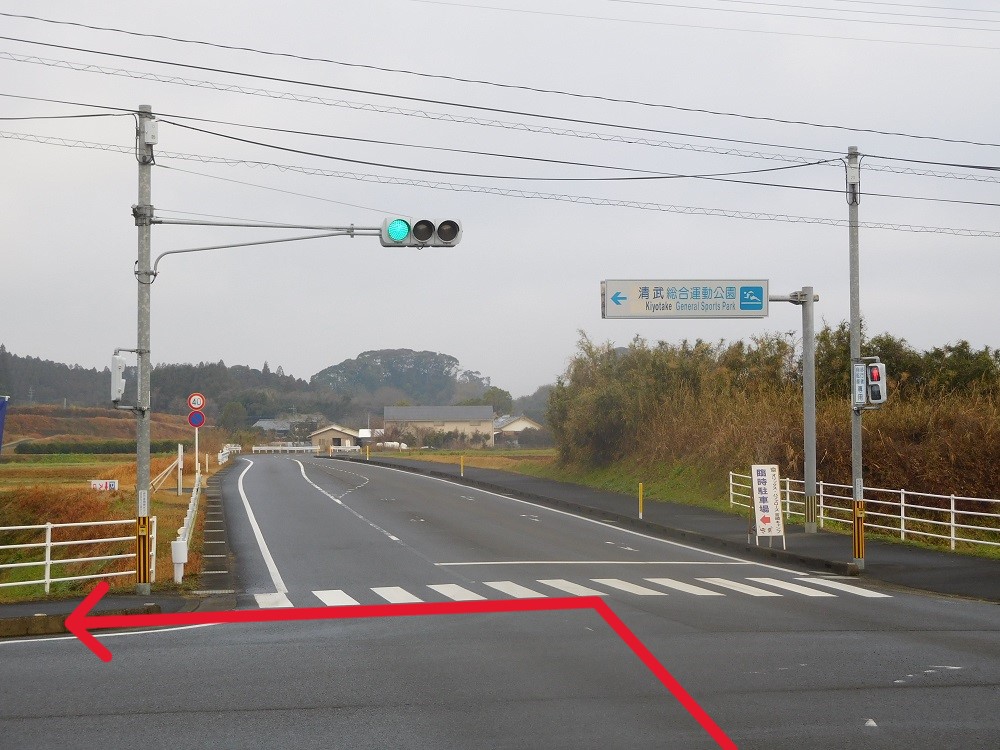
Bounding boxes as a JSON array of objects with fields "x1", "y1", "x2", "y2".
[{"x1": 151, "y1": 230, "x2": 379, "y2": 276}]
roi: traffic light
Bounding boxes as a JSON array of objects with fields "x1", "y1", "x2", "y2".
[
  {"x1": 111, "y1": 354, "x2": 127, "y2": 403},
  {"x1": 866, "y1": 361, "x2": 887, "y2": 405},
  {"x1": 380, "y1": 217, "x2": 462, "y2": 247}
]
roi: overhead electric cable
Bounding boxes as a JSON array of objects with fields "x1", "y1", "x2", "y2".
[
  {"x1": 5, "y1": 129, "x2": 1000, "y2": 232},
  {"x1": 0, "y1": 63, "x2": 838, "y2": 167},
  {"x1": 411, "y1": 0, "x2": 1000, "y2": 51},
  {"x1": 0, "y1": 12, "x2": 994, "y2": 146},
  {"x1": 603, "y1": 0, "x2": 1000, "y2": 30},
  {"x1": 163, "y1": 119, "x2": 841, "y2": 182},
  {"x1": 0, "y1": 36, "x2": 849, "y2": 155}
]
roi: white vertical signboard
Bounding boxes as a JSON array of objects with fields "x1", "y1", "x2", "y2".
[{"x1": 750, "y1": 464, "x2": 785, "y2": 549}]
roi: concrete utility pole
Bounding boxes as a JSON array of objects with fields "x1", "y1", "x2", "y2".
[
  {"x1": 133, "y1": 105, "x2": 156, "y2": 595},
  {"x1": 847, "y1": 146, "x2": 865, "y2": 570}
]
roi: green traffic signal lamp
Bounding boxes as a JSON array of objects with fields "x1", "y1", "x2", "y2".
[
  {"x1": 381, "y1": 217, "x2": 412, "y2": 246},
  {"x1": 380, "y1": 217, "x2": 462, "y2": 247}
]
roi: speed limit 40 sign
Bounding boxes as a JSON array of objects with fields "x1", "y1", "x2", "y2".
[{"x1": 187, "y1": 392, "x2": 206, "y2": 411}]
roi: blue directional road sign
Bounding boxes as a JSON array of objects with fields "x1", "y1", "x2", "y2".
[{"x1": 602, "y1": 280, "x2": 769, "y2": 319}]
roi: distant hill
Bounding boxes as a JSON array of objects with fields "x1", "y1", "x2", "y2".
[
  {"x1": 0, "y1": 345, "x2": 544, "y2": 429},
  {"x1": 310, "y1": 349, "x2": 491, "y2": 405}
]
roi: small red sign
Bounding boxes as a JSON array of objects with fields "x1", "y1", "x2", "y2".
[
  {"x1": 187, "y1": 392, "x2": 206, "y2": 411},
  {"x1": 188, "y1": 410, "x2": 206, "y2": 428}
]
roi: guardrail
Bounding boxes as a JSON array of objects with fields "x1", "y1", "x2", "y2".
[
  {"x1": 251, "y1": 444, "x2": 319, "y2": 454},
  {"x1": 218, "y1": 443, "x2": 242, "y2": 465},
  {"x1": 170, "y1": 473, "x2": 202, "y2": 583},
  {"x1": 0, "y1": 518, "x2": 156, "y2": 593},
  {"x1": 730, "y1": 472, "x2": 1000, "y2": 550}
]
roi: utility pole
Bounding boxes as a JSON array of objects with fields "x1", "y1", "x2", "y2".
[
  {"x1": 847, "y1": 146, "x2": 865, "y2": 570},
  {"x1": 133, "y1": 105, "x2": 156, "y2": 595}
]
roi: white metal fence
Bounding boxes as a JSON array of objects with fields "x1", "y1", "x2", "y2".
[
  {"x1": 170, "y1": 473, "x2": 202, "y2": 583},
  {"x1": 0, "y1": 518, "x2": 157, "y2": 593},
  {"x1": 251, "y1": 444, "x2": 318, "y2": 454},
  {"x1": 730, "y1": 472, "x2": 1000, "y2": 550}
]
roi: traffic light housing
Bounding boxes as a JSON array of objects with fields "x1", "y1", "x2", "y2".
[
  {"x1": 380, "y1": 217, "x2": 462, "y2": 247},
  {"x1": 866, "y1": 361, "x2": 887, "y2": 405},
  {"x1": 111, "y1": 354, "x2": 127, "y2": 403}
]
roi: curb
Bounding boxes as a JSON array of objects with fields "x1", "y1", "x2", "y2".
[
  {"x1": 0, "y1": 603, "x2": 162, "y2": 639},
  {"x1": 333, "y1": 455, "x2": 861, "y2": 577}
]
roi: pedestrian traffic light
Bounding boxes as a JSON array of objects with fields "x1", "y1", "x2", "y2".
[
  {"x1": 866, "y1": 361, "x2": 887, "y2": 405},
  {"x1": 111, "y1": 354, "x2": 127, "y2": 403},
  {"x1": 380, "y1": 217, "x2": 462, "y2": 247}
]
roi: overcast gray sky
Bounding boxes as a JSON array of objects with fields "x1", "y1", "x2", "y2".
[{"x1": 2, "y1": 0, "x2": 999, "y2": 398}]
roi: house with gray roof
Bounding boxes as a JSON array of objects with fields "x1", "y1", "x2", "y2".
[{"x1": 383, "y1": 405, "x2": 494, "y2": 446}]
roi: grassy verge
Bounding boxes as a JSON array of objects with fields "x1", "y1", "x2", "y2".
[
  {"x1": 0, "y1": 453, "x2": 217, "y2": 603},
  {"x1": 371, "y1": 448, "x2": 1000, "y2": 560},
  {"x1": 371, "y1": 448, "x2": 733, "y2": 512}
]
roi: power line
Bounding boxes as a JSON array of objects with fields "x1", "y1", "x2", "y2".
[
  {"x1": 164, "y1": 118, "x2": 841, "y2": 182},
  {"x1": 8, "y1": 88, "x2": 1000, "y2": 189},
  {"x1": 0, "y1": 35, "x2": 849, "y2": 156},
  {"x1": 0, "y1": 112, "x2": 126, "y2": 121},
  {"x1": 4, "y1": 128, "x2": 998, "y2": 236},
  {"x1": 0, "y1": 59, "x2": 838, "y2": 167},
  {"x1": 699, "y1": 0, "x2": 1000, "y2": 22},
  {"x1": 0, "y1": 12, "x2": 995, "y2": 146},
  {"x1": 411, "y1": 0, "x2": 1000, "y2": 51},
  {"x1": 603, "y1": 0, "x2": 1000, "y2": 31},
  {"x1": 829, "y1": 0, "x2": 1000, "y2": 16}
]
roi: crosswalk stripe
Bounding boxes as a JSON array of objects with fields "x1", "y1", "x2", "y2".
[
  {"x1": 644, "y1": 578, "x2": 725, "y2": 596},
  {"x1": 536, "y1": 579, "x2": 607, "y2": 596},
  {"x1": 696, "y1": 578, "x2": 783, "y2": 597},
  {"x1": 591, "y1": 578, "x2": 666, "y2": 596},
  {"x1": 427, "y1": 584, "x2": 486, "y2": 601},
  {"x1": 795, "y1": 577, "x2": 892, "y2": 598},
  {"x1": 372, "y1": 586, "x2": 423, "y2": 603},
  {"x1": 254, "y1": 592, "x2": 293, "y2": 608},
  {"x1": 483, "y1": 581, "x2": 546, "y2": 598},
  {"x1": 747, "y1": 577, "x2": 837, "y2": 597},
  {"x1": 313, "y1": 589, "x2": 361, "y2": 606}
]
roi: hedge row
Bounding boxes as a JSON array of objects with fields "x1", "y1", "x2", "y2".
[{"x1": 15, "y1": 440, "x2": 190, "y2": 455}]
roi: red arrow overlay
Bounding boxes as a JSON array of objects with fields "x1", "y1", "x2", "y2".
[{"x1": 68, "y1": 581, "x2": 737, "y2": 749}]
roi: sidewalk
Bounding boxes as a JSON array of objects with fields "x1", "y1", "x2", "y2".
[{"x1": 341, "y1": 454, "x2": 1000, "y2": 603}]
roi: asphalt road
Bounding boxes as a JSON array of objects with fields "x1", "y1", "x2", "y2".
[{"x1": 2, "y1": 454, "x2": 998, "y2": 749}]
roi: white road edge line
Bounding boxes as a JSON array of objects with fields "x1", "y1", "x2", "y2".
[
  {"x1": 238, "y1": 458, "x2": 289, "y2": 594},
  {"x1": 0, "y1": 623, "x2": 217, "y2": 648},
  {"x1": 355, "y1": 462, "x2": 803, "y2": 574}
]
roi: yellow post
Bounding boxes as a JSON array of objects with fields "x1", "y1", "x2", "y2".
[
  {"x1": 639, "y1": 482, "x2": 644, "y2": 520},
  {"x1": 366, "y1": 444, "x2": 370, "y2": 461},
  {"x1": 461, "y1": 455, "x2": 465, "y2": 477}
]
